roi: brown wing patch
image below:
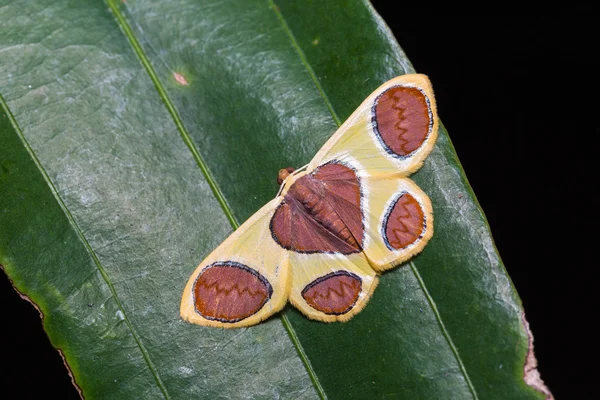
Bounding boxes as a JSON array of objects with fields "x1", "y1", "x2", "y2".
[
  {"x1": 320, "y1": 183, "x2": 363, "y2": 245},
  {"x1": 270, "y1": 162, "x2": 363, "y2": 254},
  {"x1": 373, "y1": 86, "x2": 432, "y2": 157},
  {"x1": 271, "y1": 200, "x2": 357, "y2": 253},
  {"x1": 313, "y1": 162, "x2": 358, "y2": 181},
  {"x1": 383, "y1": 193, "x2": 426, "y2": 250},
  {"x1": 302, "y1": 271, "x2": 362, "y2": 315},
  {"x1": 291, "y1": 204, "x2": 359, "y2": 254},
  {"x1": 270, "y1": 202, "x2": 293, "y2": 248},
  {"x1": 194, "y1": 262, "x2": 272, "y2": 323}
]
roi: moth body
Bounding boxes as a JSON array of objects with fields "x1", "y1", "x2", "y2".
[{"x1": 285, "y1": 171, "x2": 361, "y2": 251}]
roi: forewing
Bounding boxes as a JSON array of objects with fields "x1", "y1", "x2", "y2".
[
  {"x1": 180, "y1": 198, "x2": 290, "y2": 328},
  {"x1": 308, "y1": 74, "x2": 438, "y2": 176},
  {"x1": 305, "y1": 74, "x2": 437, "y2": 272}
]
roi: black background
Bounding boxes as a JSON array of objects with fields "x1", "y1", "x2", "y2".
[{"x1": 1, "y1": 11, "x2": 596, "y2": 399}]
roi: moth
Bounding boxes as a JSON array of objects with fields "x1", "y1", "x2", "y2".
[{"x1": 181, "y1": 74, "x2": 438, "y2": 328}]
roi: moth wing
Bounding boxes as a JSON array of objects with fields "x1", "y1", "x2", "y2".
[
  {"x1": 360, "y1": 175, "x2": 434, "y2": 272},
  {"x1": 308, "y1": 74, "x2": 438, "y2": 177},
  {"x1": 289, "y1": 251, "x2": 379, "y2": 323},
  {"x1": 306, "y1": 164, "x2": 433, "y2": 273},
  {"x1": 180, "y1": 198, "x2": 290, "y2": 328},
  {"x1": 304, "y1": 74, "x2": 438, "y2": 271}
]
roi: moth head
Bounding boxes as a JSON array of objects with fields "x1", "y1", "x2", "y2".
[
  {"x1": 277, "y1": 167, "x2": 296, "y2": 185},
  {"x1": 276, "y1": 165, "x2": 310, "y2": 197}
]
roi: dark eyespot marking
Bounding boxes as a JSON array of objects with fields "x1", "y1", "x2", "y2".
[
  {"x1": 373, "y1": 86, "x2": 432, "y2": 157},
  {"x1": 302, "y1": 271, "x2": 362, "y2": 315},
  {"x1": 383, "y1": 193, "x2": 426, "y2": 250},
  {"x1": 194, "y1": 262, "x2": 272, "y2": 323}
]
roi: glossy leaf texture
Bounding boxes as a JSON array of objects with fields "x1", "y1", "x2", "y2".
[{"x1": 0, "y1": 1, "x2": 550, "y2": 399}]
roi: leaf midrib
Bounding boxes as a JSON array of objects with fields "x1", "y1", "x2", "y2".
[
  {"x1": 107, "y1": 1, "x2": 478, "y2": 399},
  {"x1": 106, "y1": 1, "x2": 327, "y2": 399}
]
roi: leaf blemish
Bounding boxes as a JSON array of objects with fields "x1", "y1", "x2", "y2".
[
  {"x1": 173, "y1": 72, "x2": 189, "y2": 86},
  {"x1": 522, "y1": 314, "x2": 554, "y2": 399}
]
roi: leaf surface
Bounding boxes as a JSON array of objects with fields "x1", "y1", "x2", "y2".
[{"x1": 0, "y1": 0, "x2": 548, "y2": 399}]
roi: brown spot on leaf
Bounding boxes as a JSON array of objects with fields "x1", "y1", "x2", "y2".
[
  {"x1": 384, "y1": 193, "x2": 425, "y2": 250},
  {"x1": 302, "y1": 272, "x2": 362, "y2": 314},
  {"x1": 373, "y1": 86, "x2": 431, "y2": 157},
  {"x1": 194, "y1": 262, "x2": 272, "y2": 323},
  {"x1": 173, "y1": 72, "x2": 189, "y2": 86}
]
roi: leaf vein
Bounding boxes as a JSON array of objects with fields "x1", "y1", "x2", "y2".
[
  {"x1": 270, "y1": 3, "x2": 479, "y2": 398},
  {"x1": 0, "y1": 92, "x2": 171, "y2": 400}
]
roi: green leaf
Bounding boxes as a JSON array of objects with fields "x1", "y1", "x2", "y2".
[{"x1": 0, "y1": 0, "x2": 551, "y2": 399}]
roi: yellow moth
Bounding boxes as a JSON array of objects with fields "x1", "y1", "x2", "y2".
[{"x1": 181, "y1": 74, "x2": 438, "y2": 328}]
